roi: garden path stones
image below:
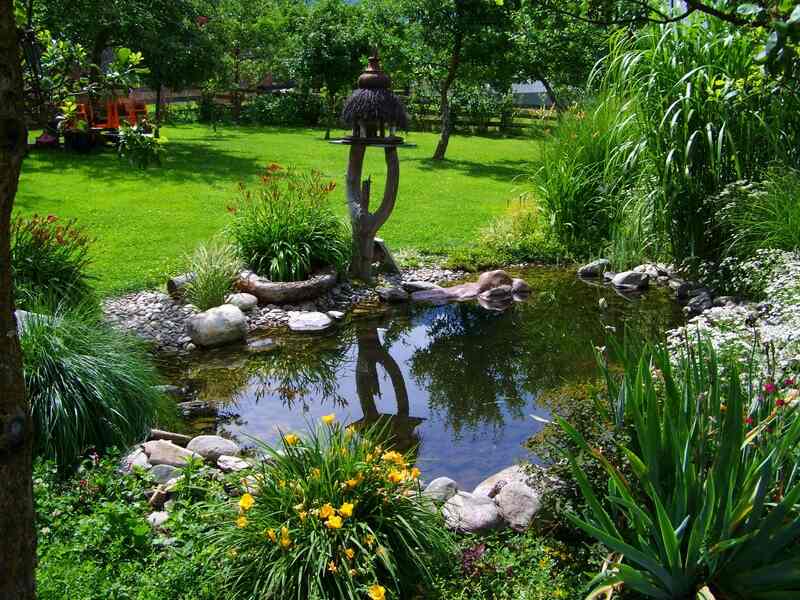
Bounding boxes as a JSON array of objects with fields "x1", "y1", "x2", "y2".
[
  {"x1": 442, "y1": 491, "x2": 503, "y2": 533},
  {"x1": 423, "y1": 477, "x2": 459, "y2": 502},
  {"x1": 287, "y1": 311, "x2": 333, "y2": 332},
  {"x1": 142, "y1": 440, "x2": 201, "y2": 467},
  {"x1": 578, "y1": 258, "x2": 611, "y2": 278},
  {"x1": 225, "y1": 293, "x2": 258, "y2": 312},
  {"x1": 187, "y1": 304, "x2": 247, "y2": 347},
  {"x1": 494, "y1": 482, "x2": 541, "y2": 532},
  {"x1": 186, "y1": 435, "x2": 240, "y2": 463},
  {"x1": 217, "y1": 455, "x2": 251, "y2": 473}
]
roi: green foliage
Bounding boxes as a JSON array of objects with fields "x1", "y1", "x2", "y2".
[
  {"x1": 183, "y1": 240, "x2": 241, "y2": 311},
  {"x1": 429, "y1": 529, "x2": 589, "y2": 599},
  {"x1": 228, "y1": 165, "x2": 350, "y2": 282},
  {"x1": 20, "y1": 306, "x2": 163, "y2": 468},
  {"x1": 241, "y1": 91, "x2": 324, "y2": 126},
  {"x1": 117, "y1": 124, "x2": 165, "y2": 168},
  {"x1": 561, "y1": 340, "x2": 800, "y2": 599},
  {"x1": 207, "y1": 419, "x2": 455, "y2": 599},
  {"x1": 711, "y1": 170, "x2": 800, "y2": 259},
  {"x1": 35, "y1": 452, "x2": 226, "y2": 600},
  {"x1": 11, "y1": 214, "x2": 95, "y2": 310}
]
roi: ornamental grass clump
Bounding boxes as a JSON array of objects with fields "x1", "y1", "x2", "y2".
[
  {"x1": 20, "y1": 305, "x2": 163, "y2": 469},
  {"x1": 184, "y1": 240, "x2": 242, "y2": 311},
  {"x1": 209, "y1": 415, "x2": 454, "y2": 599},
  {"x1": 228, "y1": 164, "x2": 350, "y2": 282}
]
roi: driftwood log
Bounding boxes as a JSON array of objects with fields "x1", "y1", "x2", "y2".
[{"x1": 346, "y1": 144, "x2": 399, "y2": 280}]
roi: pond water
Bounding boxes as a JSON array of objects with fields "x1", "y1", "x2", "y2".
[{"x1": 164, "y1": 267, "x2": 683, "y2": 489}]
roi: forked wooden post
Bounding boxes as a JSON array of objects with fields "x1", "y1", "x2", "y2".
[{"x1": 346, "y1": 144, "x2": 400, "y2": 280}]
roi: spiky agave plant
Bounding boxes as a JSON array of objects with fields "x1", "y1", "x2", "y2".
[{"x1": 19, "y1": 305, "x2": 163, "y2": 468}]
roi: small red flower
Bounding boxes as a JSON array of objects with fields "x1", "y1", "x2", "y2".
[
  {"x1": 46, "y1": 214, "x2": 58, "y2": 223},
  {"x1": 196, "y1": 15, "x2": 208, "y2": 26},
  {"x1": 745, "y1": 416, "x2": 754, "y2": 426},
  {"x1": 776, "y1": 398, "x2": 786, "y2": 407},
  {"x1": 226, "y1": 205, "x2": 237, "y2": 214}
]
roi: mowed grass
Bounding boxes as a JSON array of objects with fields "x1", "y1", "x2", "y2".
[{"x1": 15, "y1": 124, "x2": 544, "y2": 295}]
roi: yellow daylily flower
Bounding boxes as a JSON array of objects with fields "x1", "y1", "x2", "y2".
[
  {"x1": 364, "y1": 534, "x2": 375, "y2": 547},
  {"x1": 298, "y1": 511, "x2": 307, "y2": 522},
  {"x1": 325, "y1": 515, "x2": 343, "y2": 529},
  {"x1": 311, "y1": 468, "x2": 321, "y2": 478},
  {"x1": 367, "y1": 584, "x2": 386, "y2": 600},
  {"x1": 239, "y1": 493, "x2": 255, "y2": 511},
  {"x1": 381, "y1": 451, "x2": 404, "y2": 466},
  {"x1": 319, "y1": 503, "x2": 335, "y2": 519},
  {"x1": 322, "y1": 413, "x2": 336, "y2": 425},
  {"x1": 409, "y1": 467, "x2": 421, "y2": 479},
  {"x1": 344, "y1": 547, "x2": 355, "y2": 560},
  {"x1": 266, "y1": 528, "x2": 277, "y2": 542},
  {"x1": 280, "y1": 526, "x2": 292, "y2": 548},
  {"x1": 339, "y1": 502, "x2": 354, "y2": 518},
  {"x1": 328, "y1": 560, "x2": 338, "y2": 573},
  {"x1": 387, "y1": 470, "x2": 404, "y2": 484},
  {"x1": 283, "y1": 433, "x2": 300, "y2": 446},
  {"x1": 236, "y1": 515, "x2": 248, "y2": 528}
]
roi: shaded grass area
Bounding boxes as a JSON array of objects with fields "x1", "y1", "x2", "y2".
[{"x1": 16, "y1": 125, "x2": 543, "y2": 295}]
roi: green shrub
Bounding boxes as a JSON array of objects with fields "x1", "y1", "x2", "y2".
[
  {"x1": 711, "y1": 170, "x2": 800, "y2": 259},
  {"x1": 184, "y1": 240, "x2": 241, "y2": 311},
  {"x1": 560, "y1": 340, "x2": 800, "y2": 599},
  {"x1": 117, "y1": 123, "x2": 165, "y2": 168},
  {"x1": 228, "y1": 165, "x2": 350, "y2": 282},
  {"x1": 11, "y1": 214, "x2": 95, "y2": 310},
  {"x1": 241, "y1": 91, "x2": 324, "y2": 126},
  {"x1": 207, "y1": 416, "x2": 455, "y2": 599},
  {"x1": 20, "y1": 306, "x2": 163, "y2": 468}
]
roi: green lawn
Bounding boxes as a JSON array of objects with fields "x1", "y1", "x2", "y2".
[{"x1": 16, "y1": 124, "x2": 544, "y2": 295}]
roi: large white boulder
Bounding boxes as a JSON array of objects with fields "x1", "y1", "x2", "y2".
[
  {"x1": 225, "y1": 293, "x2": 258, "y2": 312},
  {"x1": 495, "y1": 481, "x2": 541, "y2": 531},
  {"x1": 142, "y1": 440, "x2": 201, "y2": 467},
  {"x1": 187, "y1": 304, "x2": 247, "y2": 347},
  {"x1": 287, "y1": 311, "x2": 333, "y2": 332},
  {"x1": 423, "y1": 477, "x2": 459, "y2": 502},
  {"x1": 186, "y1": 435, "x2": 240, "y2": 463},
  {"x1": 442, "y1": 491, "x2": 503, "y2": 533}
]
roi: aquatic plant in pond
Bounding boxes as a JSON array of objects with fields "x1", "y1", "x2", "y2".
[{"x1": 207, "y1": 419, "x2": 454, "y2": 600}]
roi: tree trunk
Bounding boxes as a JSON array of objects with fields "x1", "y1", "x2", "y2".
[
  {"x1": 154, "y1": 83, "x2": 162, "y2": 138},
  {"x1": 432, "y1": 31, "x2": 463, "y2": 162},
  {"x1": 538, "y1": 75, "x2": 564, "y2": 112},
  {"x1": 324, "y1": 93, "x2": 335, "y2": 140},
  {"x1": 346, "y1": 144, "x2": 400, "y2": 280},
  {"x1": 0, "y1": 1, "x2": 36, "y2": 598}
]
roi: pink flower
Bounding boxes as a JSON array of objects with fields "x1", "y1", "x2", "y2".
[
  {"x1": 784, "y1": 378, "x2": 796, "y2": 387},
  {"x1": 764, "y1": 383, "x2": 777, "y2": 394}
]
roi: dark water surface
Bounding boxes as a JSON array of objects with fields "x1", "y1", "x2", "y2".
[{"x1": 164, "y1": 268, "x2": 682, "y2": 489}]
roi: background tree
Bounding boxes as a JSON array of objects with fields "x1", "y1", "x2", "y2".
[
  {"x1": 0, "y1": 0, "x2": 35, "y2": 597},
  {"x1": 295, "y1": 0, "x2": 370, "y2": 139},
  {"x1": 404, "y1": 0, "x2": 519, "y2": 160}
]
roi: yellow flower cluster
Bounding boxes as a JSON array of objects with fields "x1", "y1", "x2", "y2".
[
  {"x1": 317, "y1": 502, "x2": 354, "y2": 529},
  {"x1": 367, "y1": 584, "x2": 386, "y2": 600},
  {"x1": 235, "y1": 492, "x2": 256, "y2": 528},
  {"x1": 387, "y1": 467, "x2": 420, "y2": 485}
]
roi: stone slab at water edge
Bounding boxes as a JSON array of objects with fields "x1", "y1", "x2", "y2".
[{"x1": 187, "y1": 304, "x2": 248, "y2": 347}]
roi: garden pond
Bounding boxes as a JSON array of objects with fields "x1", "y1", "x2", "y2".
[{"x1": 162, "y1": 267, "x2": 683, "y2": 488}]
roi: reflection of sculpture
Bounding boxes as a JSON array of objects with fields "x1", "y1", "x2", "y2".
[{"x1": 348, "y1": 323, "x2": 423, "y2": 455}]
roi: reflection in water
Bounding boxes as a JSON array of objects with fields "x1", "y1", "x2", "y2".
[{"x1": 169, "y1": 268, "x2": 683, "y2": 488}]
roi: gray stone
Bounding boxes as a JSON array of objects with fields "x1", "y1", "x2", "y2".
[
  {"x1": 713, "y1": 295, "x2": 736, "y2": 307},
  {"x1": 411, "y1": 287, "x2": 457, "y2": 304},
  {"x1": 401, "y1": 280, "x2": 440, "y2": 293},
  {"x1": 150, "y1": 464, "x2": 179, "y2": 484},
  {"x1": 177, "y1": 400, "x2": 217, "y2": 419},
  {"x1": 578, "y1": 259, "x2": 611, "y2": 278},
  {"x1": 377, "y1": 286, "x2": 410, "y2": 303},
  {"x1": 237, "y1": 268, "x2": 337, "y2": 304},
  {"x1": 217, "y1": 455, "x2": 251, "y2": 473},
  {"x1": 479, "y1": 285, "x2": 513, "y2": 301},
  {"x1": 511, "y1": 278, "x2": 531, "y2": 295},
  {"x1": 186, "y1": 435, "x2": 240, "y2": 463},
  {"x1": 148, "y1": 429, "x2": 193, "y2": 446},
  {"x1": 288, "y1": 311, "x2": 333, "y2": 332},
  {"x1": 147, "y1": 511, "x2": 170, "y2": 528},
  {"x1": 603, "y1": 271, "x2": 617, "y2": 283},
  {"x1": 423, "y1": 477, "x2": 459, "y2": 502},
  {"x1": 327, "y1": 310, "x2": 345, "y2": 320},
  {"x1": 166, "y1": 272, "x2": 196, "y2": 300},
  {"x1": 473, "y1": 465, "x2": 530, "y2": 497},
  {"x1": 685, "y1": 292, "x2": 713, "y2": 316},
  {"x1": 495, "y1": 481, "x2": 541, "y2": 531},
  {"x1": 442, "y1": 491, "x2": 503, "y2": 533},
  {"x1": 634, "y1": 263, "x2": 660, "y2": 279},
  {"x1": 612, "y1": 270, "x2": 650, "y2": 291},
  {"x1": 373, "y1": 238, "x2": 401, "y2": 274},
  {"x1": 187, "y1": 304, "x2": 247, "y2": 347},
  {"x1": 142, "y1": 440, "x2": 201, "y2": 467},
  {"x1": 226, "y1": 293, "x2": 258, "y2": 312},
  {"x1": 119, "y1": 447, "x2": 151, "y2": 474},
  {"x1": 153, "y1": 385, "x2": 185, "y2": 399},
  {"x1": 477, "y1": 270, "x2": 513, "y2": 293},
  {"x1": 247, "y1": 337, "x2": 277, "y2": 353},
  {"x1": 148, "y1": 486, "x2": 169, "y2": 508}
]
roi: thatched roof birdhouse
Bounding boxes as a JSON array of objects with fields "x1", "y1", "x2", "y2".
[{"x1": 341, "y1": 53, "x2": 407, "y2": 144}]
